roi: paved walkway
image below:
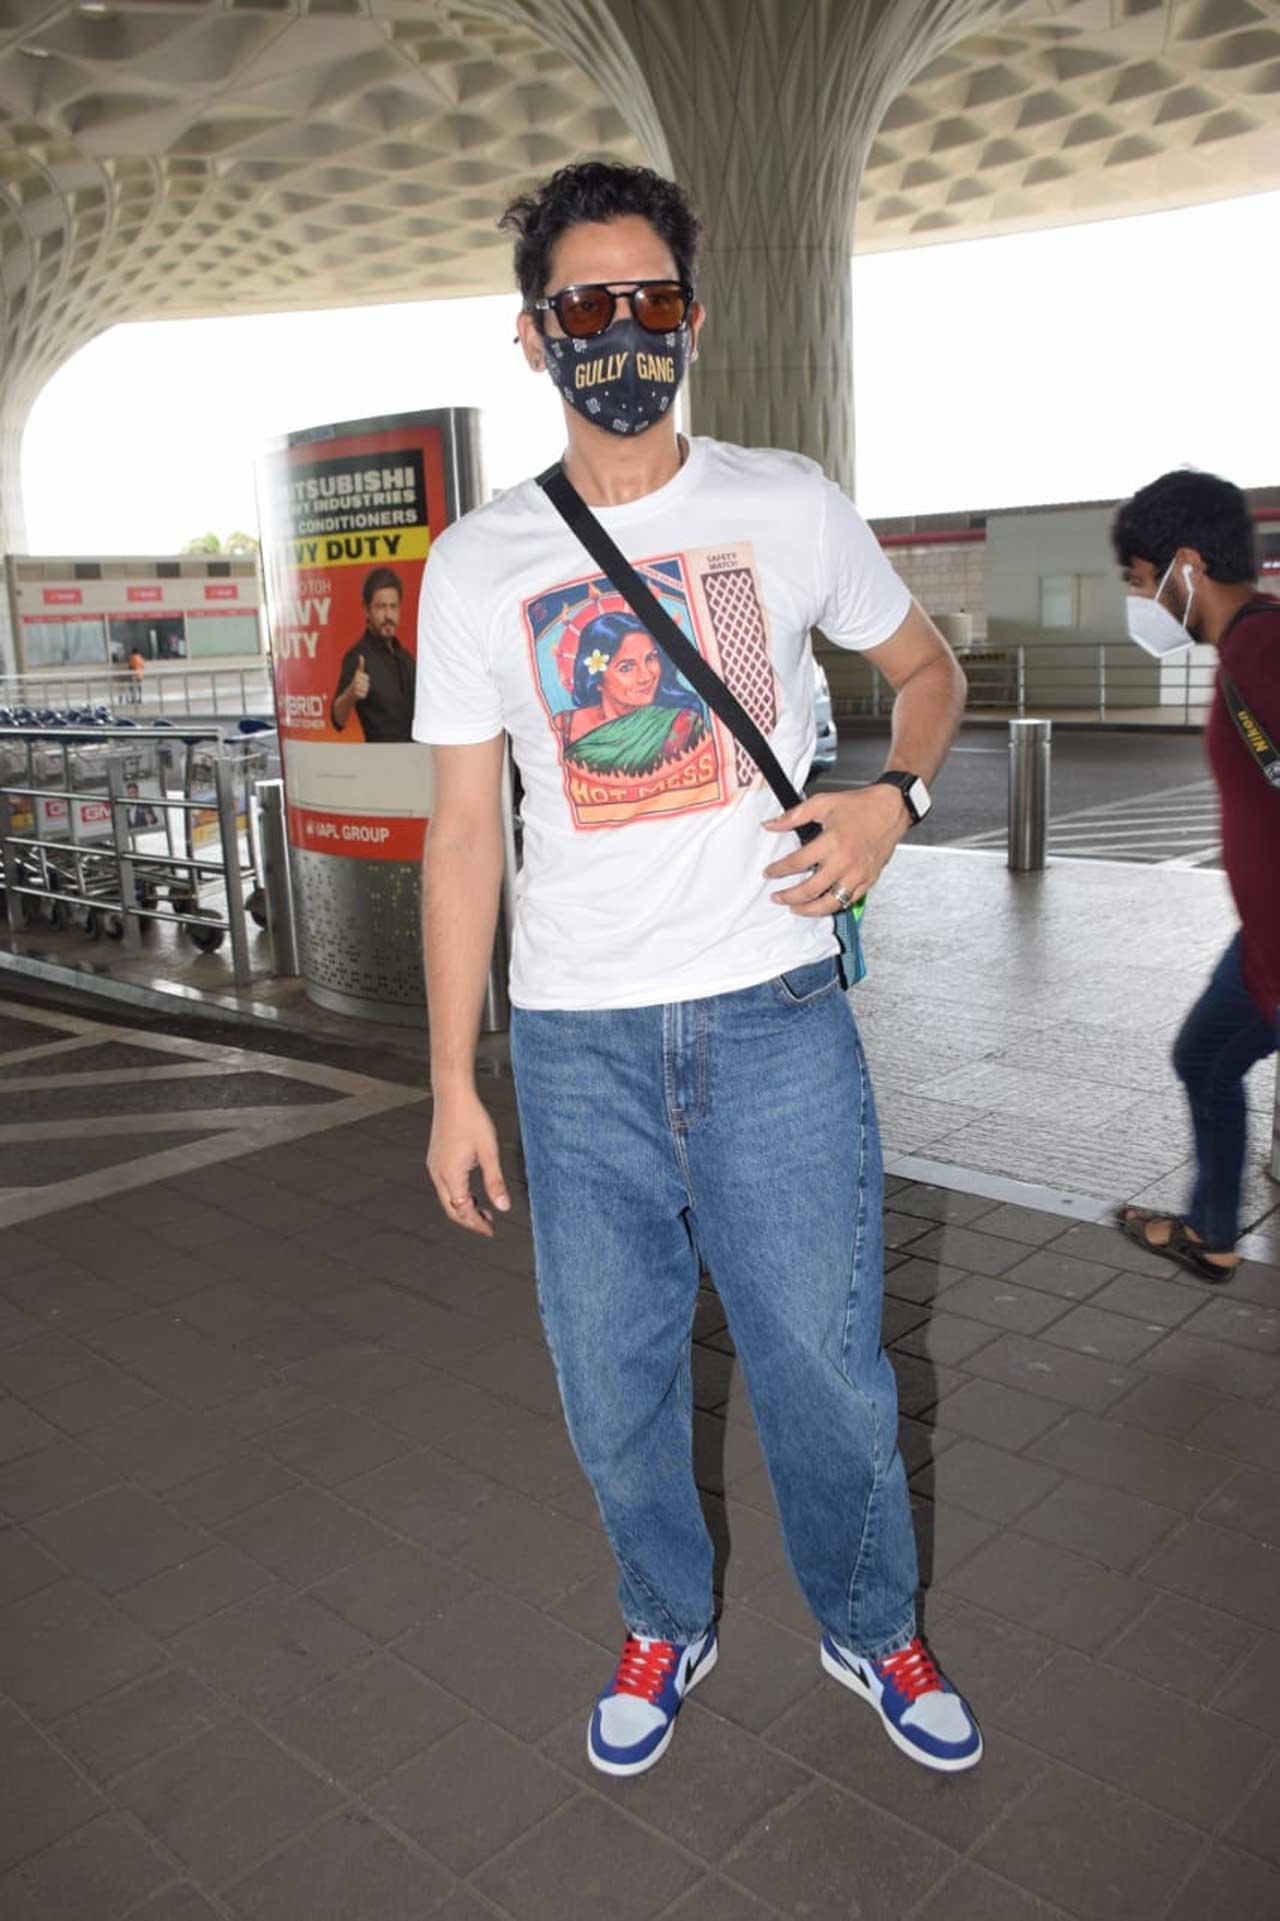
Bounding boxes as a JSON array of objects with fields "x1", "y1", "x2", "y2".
[{"x1": 1, "y1": 934, "x2": 1278, "y2": 1919}]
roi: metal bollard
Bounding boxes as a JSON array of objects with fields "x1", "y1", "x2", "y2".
[
  {"x1": 1008, "y1": 718, "x2": 1052, "y2": 872},
  {"x1": 254, "y1": 779, "x2": 299, "y2": 977},
  {"x1": 1271, "y1": 1063, "x2": 1279, "y2": 1184}
]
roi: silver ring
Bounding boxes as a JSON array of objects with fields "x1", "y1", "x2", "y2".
[{"x1": 832, "y1": 883, "x2": 855, "y2": 911}]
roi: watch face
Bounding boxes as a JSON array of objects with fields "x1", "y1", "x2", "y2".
[{"x1": 907, "y1": 777, "x2": 932, "y2": 820}]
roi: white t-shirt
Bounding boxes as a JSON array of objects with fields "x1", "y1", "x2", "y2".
[{"x1": 413, "y1": 437, "x2": 911, "y2": 1011}]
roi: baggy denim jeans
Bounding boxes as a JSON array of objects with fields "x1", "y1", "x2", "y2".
[
  {"x1": 1173, "y1": 933, "x2": 1280, "y2": 1250},
  {"x1": 510, "y1": 955, "x2": 919, "y2": 1659}
]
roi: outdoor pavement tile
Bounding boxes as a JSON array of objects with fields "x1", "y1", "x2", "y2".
[
  {"x1": 29, "y1": 1485, "x2": 211, "y2": 1593},
  {"x1": 965, "y1": 1203, "x2": 1073, "y2": 1248},
  {"x1": 1218, "y1": 1631, "x2": 1280, "y2": 1735},
  {"x1": 929, "y1": 1378, "x2": 1066, "y2": 1451},
  {"x1": 881, "y1": 1209, "x2": 937, "y2": 1250},
  {"x1": 0, "y1": 1811, "x2": 172, "y2": 1918},
  {"x1": 883, "y1": 1257, "x2": 968, "y2": 1304},
  {"x1": 941, "y1": 1533, "x2": 1148, "y2": 1651},
  {"x1": 431, "y1": 1893, "x2": 507, "y2": 1921},
  {"x1": 0, "y1": 1331, "x2": 116, "y2": 1398},
  {"x1": 891, "y1": 1311, "x2": 997, "y2": 1366},
  {"x1": 767, "y1": 1682, "x2": 1044, "y2": 1853},
  {"x1": 1036, "y1": 1302, "x2": 1164, "y2": 1364},
  {"x1": 26, "y1": 1364, "x2": 161, "y2": 1437},
  {"x1": 262, "y1": 1405, "x2": 414, "y2": 1487},
  {"x1": 283, "y1": 1342, "x2": 441, "y2": 1410},
  {"x1": 706, "y1": 1495, "x2": 791, "y2": 1606},
  {"x1": 114, "y1": 1721, "x2": 343, "y2": 1889},
  {"x1": 446, "y1": 1334, "x2": 562, "y2": 1417},
  {"x1": 901, "y1": 1225, "x2": 1029, "y2": 1276},
  {"x1": 218, "y1": 1483, "x2": 394, "y2": 1587},
  {"x1": 118, "y1": 1888, "x2": 222, "y2": 1920},
  {"x1": 372, "y1": 1370, "x2": 509, "y2": 1446},
  {"x1": 937, "y1": 1275, "x2": 1069, "y2": 1336},
  {"x1": 1182, "y1": 1293, "x2": 1280, "y2": 1355},
  {"x1": 172, "y1": 1586, "x2": 373, "y2": 1715},
  {"x1": 0, "y1": 1699, "x2": 105, "y2": 1873},
  {"x1": 1016, "y1": 1477, "x2": 1182, "y2": 1572},
  {"x1": 1185, "y1": 1398, "x2": 1280, "y2": 1467},
  {"x1": 52, "y1": 1667, "x2": 231, "y2": 1783},
  {"x1": 1199, "y1": 1465, "x2": 1280, "y2": 1543},
  {"x1": 371, "y1": 1716, "x2": 576, "y2": 1875},
  {"x1": 888, "y1": 1352, "x2": 964, "y2": 1418},
  {"x1": 1164, "y1": 1844, "x2": 1280, "y2": 1921},
  {"x1": 115, "y1": 1542, "x2": 276, "y2": 1638},
  {"x1": 1109, "y1": 1373, "x2": 1227, "y2": 1440},
  {"x1": 975, "y1": 1765, "x2": 1202, "y2": 1920},
  {"x1": 0, "y1": 1396, "x2": 63, "y2": 1462},
  {"x1": 723, "y1": 1779, "x2": 953, "y2": 1919},
  {"x1": 336, "y1": 1448, "x2": 495, "y2": 1544},
  {"x1": 428, "y1": 1484, "x2": 613, "y2": 1609},
  {"x1": 75, "y1": 1402, "x2": 246, "y2": 1494},
  {"x1": 0, "y1": 1577, "x2": 163, "y2": 1721},
  {"x1": 1223, "y1": 1754, "x2": 1280, "y2": 1869},
  {"x1": 548, "y1": 1566, "x2": 627, "y2": 1653},
  {"x1": 312, "y1": 1540, "x2": 479, "y2": 1645},
  {"x1": 1049, "y1": 1221, "x2": 1177, "y2": 1279},
  {"x1": 473, "y1": 1793, "x2": 701, "y2": 1921},
  {"x1": 163, "y1": 1451, "x2": 302, "y2": 1528},
  {"x1": 891, "y1": 1185, "x2": 996, "y2": 1227},
  {"x1": 914, "y1": 1863, "x2": 1074, "y2": 1920},
  {"x1": 224, "y1": 1806, "x2": 451, "y2": 1920},
  {"x1": 431, "y1": 1406, "x2": 591, "y2": 1509},
  {"x1": 910, "y1": 1438, "x2": 1060, "y2": 1524},
  {"x1": 918, "y1": 1598, "x2": 1057, "y2": 1718},
  {"x1": 394, "y1": 1585, "x2": 606, "y2": 1743},
  {"x1": 0, "y1": 1523, "x2": 64, "y2": 1604},
  {"x1": 1140, "y1": 1520, "x2": 1280, "y2": 1630},
  {"x1": 543, "y1": 1700, "x2": 808, "y2": 1862},
  {"x1": 3, "y1": 1265, "x2": 137, "y2": 1331},
  {"x1": 912, "y1": 1496, "x2": 998, "y2": 1586},
  {"x1": 691, "y1": 1607, "x2": 819, "y2": 1735},
  {"x1": 1139, "y1": 1328, "x2": 1280, "y2": 1401},
  {"x1": 213, "y1": 1380, "x2": 335, "y2": 1438},
  {"x1": 1090, "y1": 1270, "x2": 1205, "y2": 1328},
  {"x1": 994, "y1": 1647, "x2": 1270, "y2": 1827},
  {"x1": 965, "y1": 1333, "x2": 1138, "y2": 1412},
  {"x1": 665, "y1": 1880, "x2": 786, "y2": 1920},
  {"x1": 1106, "y1": 1594, "x2": 1259, "y2": 1706},
  {"x1": 897, "y1": 1414, "x2": 951, "y2": 1478},
  {"x1": 880, "y1": 1294, "x2": 929, "y2": 1344},
  {"x1": 268, "y1": 1649, "x2": 469, "y2": 1789}
]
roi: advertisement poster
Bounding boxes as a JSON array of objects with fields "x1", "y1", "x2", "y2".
[{"x1": 259, "y1": 417, "x2": 450, "y2": 862}]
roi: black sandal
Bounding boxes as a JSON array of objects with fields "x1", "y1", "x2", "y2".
[{"x1": 1114, "y1": 1206, "x2": 1239, "y2": 1285}]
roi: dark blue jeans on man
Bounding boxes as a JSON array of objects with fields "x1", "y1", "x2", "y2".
[{"x1": 1173, "y1": 933, "x2": 1280, "y2": 1250}]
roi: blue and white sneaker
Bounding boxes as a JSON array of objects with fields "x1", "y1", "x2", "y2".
[
  {"x1": 821, "y1": 1633, "x2": 983, "y2": 1773},
  {"x1": 587, "y1": 1627, "x2": 718, "y2": 1777}
]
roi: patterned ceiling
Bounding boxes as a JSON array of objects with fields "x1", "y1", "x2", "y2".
[{"x1": 0, "y1": 0, "x2": 1277, "y2": 390}]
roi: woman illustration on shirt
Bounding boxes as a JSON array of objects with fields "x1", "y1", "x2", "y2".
[{"x1": 555, "y1": 610, "x2": 706, "y2": 778}]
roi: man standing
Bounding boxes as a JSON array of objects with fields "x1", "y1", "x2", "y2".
[
  {"x1": 1114, "y1": 470, "x2": 1279, "y2": 1279},
  {"x1": 414, "y1": 161, "x2": 979, "y2": 1779},
  {"x1": 127, "y1": 647, "x2": 146, "y2": 706},
  {"x1": 331, "y1": 567, "x2": 415, "y2": 742}
]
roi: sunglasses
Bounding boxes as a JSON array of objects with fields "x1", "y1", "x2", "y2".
[{"x1": 532, "y1": 279, "x2": 694, "y2": 340}]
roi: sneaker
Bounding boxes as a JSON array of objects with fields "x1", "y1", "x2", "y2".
[
  {"x1": 587, "y1": 1627, "x2": 718, "y2": 1777},
  {"x1": 821, "y1": 1633, "x2": 983, "y2": 1773}
]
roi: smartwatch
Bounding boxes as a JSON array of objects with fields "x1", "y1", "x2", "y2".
[{"x1": 872, "y1": 770, "x2": 932, "y2": 826}]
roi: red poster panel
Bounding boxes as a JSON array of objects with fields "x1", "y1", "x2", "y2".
[{"x1": 259, "y1": 423, "x2": 448, "y2": 751}]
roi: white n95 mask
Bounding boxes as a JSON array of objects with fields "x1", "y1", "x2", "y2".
[{"x1": 1125, "y1": 559, "x2": 1195, "y2": 658}]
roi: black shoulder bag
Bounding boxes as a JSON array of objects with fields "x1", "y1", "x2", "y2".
[{"x1": 537, "y1": 459, "x2": 865, "y2": 986}]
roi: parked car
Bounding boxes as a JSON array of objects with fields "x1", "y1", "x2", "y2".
[{"x1": 810, "y1": 657, "x2": 838, "y2": 779}]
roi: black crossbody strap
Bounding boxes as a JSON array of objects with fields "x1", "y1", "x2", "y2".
[
  {"x1": 1221, "y1": 671, "x2": 1280, "y2": 790},
  {"x1": 537, "y1": 460, "x2": 820, "y2": 847}
]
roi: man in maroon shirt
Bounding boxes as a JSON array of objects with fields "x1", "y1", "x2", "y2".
[{"x1": 1112, "y1": 469, "x2": 1279, "y2": 1281}]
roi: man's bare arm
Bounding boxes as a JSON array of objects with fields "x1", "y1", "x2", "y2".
[
  {"x1": 422, "y1": 734, "x2": 510, "y2": 1234},
  {"x1": 865, "y1": 601, "x2": 967, "y2": 784}
]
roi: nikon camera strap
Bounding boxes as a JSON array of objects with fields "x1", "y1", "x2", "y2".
[{"x1": 1221, "y1": 672, "x2": 1280, "y2": 791}]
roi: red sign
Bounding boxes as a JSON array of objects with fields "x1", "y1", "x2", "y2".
[
  {"x1": 127, "y1": 586, "x2": 163, "y2": 604},
  {"x1": 287, "y1": 804, "x2": 427, "y2": 862},
  {"x1": 42, "y1": 588, "x2": 82, "y2": 606},
  {"x1": 205, "y1": 583, "x2": 239, "y2": 601}
]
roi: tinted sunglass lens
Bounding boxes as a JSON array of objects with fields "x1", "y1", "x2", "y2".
[
  {"x1": 635, "y1": 285, "x2": 688, "y2": 331},
  {"x1": 558, "y1": 288, "x2": 615, "y2": 336}
]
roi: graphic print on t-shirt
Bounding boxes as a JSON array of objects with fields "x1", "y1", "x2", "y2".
[{"x1": 522, "y1": 542, "x2": 779, "y2": 831}]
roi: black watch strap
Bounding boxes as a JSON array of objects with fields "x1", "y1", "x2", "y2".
[{"x1": 872, "y1": 770, "x2": 925, "y2": 824}]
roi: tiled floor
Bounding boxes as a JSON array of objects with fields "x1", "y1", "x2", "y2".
[{"x1": 1, "y1": 987, "x2": 1277, "y2": 1920}]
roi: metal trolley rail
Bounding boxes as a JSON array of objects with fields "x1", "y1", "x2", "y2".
[{"x1": 0, "y1": 720, "x2": 278, "y2": 985}]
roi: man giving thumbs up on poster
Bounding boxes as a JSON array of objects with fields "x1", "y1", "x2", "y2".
[{"x1": 331, "y1": 566, "x2": 416, "y2": 742}]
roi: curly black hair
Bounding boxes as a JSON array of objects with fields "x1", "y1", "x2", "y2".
[
  {"x1": 499, "y1": 160, "x2": 702, "y2": 309},
  {"x1": 1111, "y1": 470, "x2": 1258, "y2": 584}
]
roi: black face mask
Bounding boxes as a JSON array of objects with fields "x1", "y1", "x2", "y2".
[{"x1": 543, "y1": 316, "x2": 691, "y2": 437}]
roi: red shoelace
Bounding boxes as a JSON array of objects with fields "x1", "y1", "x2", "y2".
[
  {"x1": 612, "y1": 1636, "x2": 677, "y2": 1702},
  {"x1": 880, "y1": 1639, "x2": 943, "y2": 1703}
]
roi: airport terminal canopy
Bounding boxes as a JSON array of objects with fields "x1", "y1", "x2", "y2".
[{"x1": 2, "y1": 0, "x2": 1279, "y2": 542}]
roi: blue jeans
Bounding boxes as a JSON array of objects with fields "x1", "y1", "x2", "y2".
[
  {"x1": 1173, "y1": 934, "x2": 1279, "y2": 1250},
  {"x1": 510, "y1": 956, "x2": 919, "y2": 1659}
]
